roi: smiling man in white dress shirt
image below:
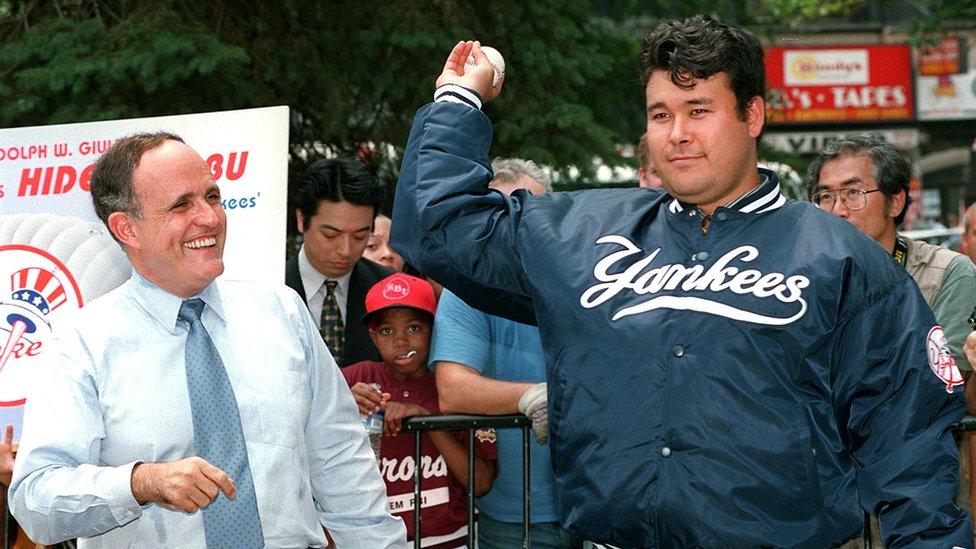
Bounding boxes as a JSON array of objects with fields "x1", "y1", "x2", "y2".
[{"x1": 9, "y1": 132, "x2": 405, "y2": 548}]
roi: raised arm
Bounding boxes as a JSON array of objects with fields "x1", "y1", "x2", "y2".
[{"x1": 391, "y1": 41, "x2": 536, "y2": 325}]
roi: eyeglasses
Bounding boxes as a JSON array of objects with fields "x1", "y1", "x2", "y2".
[{"x1": 811, "y1": 188, "x2": 883, "y2": 212}]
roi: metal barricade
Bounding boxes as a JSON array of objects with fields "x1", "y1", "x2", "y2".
[
  {"x1": 402, "y1": 413, "x2": 532, "y2": 549},
  {"x1": 4, "y1": 415, "x2": 973, "y2": 548}
]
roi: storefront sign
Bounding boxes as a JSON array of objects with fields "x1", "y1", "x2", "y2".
[{"x1": 766, "y1": 45, "x2": 914, "y2": 123}]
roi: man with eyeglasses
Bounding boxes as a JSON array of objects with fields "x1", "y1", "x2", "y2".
[
  {"x1": 809, "y1": 134, "x2": 976, "y2": 545},
  {"x1": 808, "y1": 134, "x2": 976, "y2": 387}
]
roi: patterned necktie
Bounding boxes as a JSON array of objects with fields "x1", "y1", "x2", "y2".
[
  {"x1": 179, "y1": 298, "x2": 264, "y2": 548},
  {"x1": 320, "y1": 280, "x2": 345, "y2": 364}
]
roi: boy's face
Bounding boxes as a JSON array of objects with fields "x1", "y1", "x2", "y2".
[{"x1": 368, "y1": 307, "x2": 431, "y2": 379}]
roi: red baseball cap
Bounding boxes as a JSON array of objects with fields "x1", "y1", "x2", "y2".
[{"x1": 362, "y1": 273, "x2": 437, "y2": 325}]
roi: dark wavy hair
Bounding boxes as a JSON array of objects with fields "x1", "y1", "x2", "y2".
[{"x1": 638, "y1": 15, "x2": 765, "y2": 119}]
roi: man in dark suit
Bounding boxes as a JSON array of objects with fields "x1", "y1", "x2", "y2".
[{"x1": 286, "y1": 157, "x2": 393, "y2": 367}]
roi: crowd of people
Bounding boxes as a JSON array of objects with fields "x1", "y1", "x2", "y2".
[{"x1": 2, "y1": 13, "x2": 976, "y2": 549}]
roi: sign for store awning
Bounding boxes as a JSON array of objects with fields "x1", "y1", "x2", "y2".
[
  {"x1": 919, "y1": 37, "x2": 967, "y2": 76},
  {"x1": 765, "y1": 45, "x2": 914, "y2": 124},
  {"x1": 764, "y1": 128, "x2": 920, "y2": 155},
  {"x1": 917, "y1": 37, "x2": 976, "y2": 120}
]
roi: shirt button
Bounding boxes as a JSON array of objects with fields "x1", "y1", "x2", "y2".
[
  {"x1": 672, "y1": 345, "x2": 684, "y2": 357},
  {"x1": 716, "y1": 212, "x2": 728, "y2": 221},
  {"x1": 403, "y1": 391, "x2": 410, "y2": 398},
  {"x1": 696, "y1": 251, "x2": 709, "y2": 261},
  {"x1": 661, "y1": 447, "x2": 672, "y2": 458}
]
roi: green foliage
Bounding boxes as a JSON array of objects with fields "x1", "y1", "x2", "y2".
[
  {"x1": 0, "y1": 0, "x2": 970, "y2": 199},
  {"x1": 751, "y1": 0, "x2": 865, "y2": 27},
  {"x1": 0, "y1": 1, "x2": 642, "y2": 189},
  {"x1": 255, "y1": 1, "x2": 638, "y2": 181},
  {"x1": 906, "y1": 0, "x2": 976, "y2": 44},
  {"x1": 0, "y1": 3, "x2": 256, "y2": 126}
]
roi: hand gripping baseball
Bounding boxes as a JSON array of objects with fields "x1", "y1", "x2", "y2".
[
  {"x1": 518, "y1": 382, "x2": 549, "y2": 443},
  {"x1": 436, "y1": 41, "x2": 504, "y2": 102}
]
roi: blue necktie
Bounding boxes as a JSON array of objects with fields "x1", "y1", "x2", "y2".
[{"x1": 179, "y1": 298, "x2": 264, "y2": 548}]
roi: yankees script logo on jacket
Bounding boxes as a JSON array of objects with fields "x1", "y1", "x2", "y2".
[
  {"x1": 580, "y1": 238, "x2": 810, "y2": 324},
  {"x1": 391, "y1": 100, "x2": 970, "y2": 548}
]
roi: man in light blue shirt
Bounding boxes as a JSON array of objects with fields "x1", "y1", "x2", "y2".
[
  {"x1": 9, "y1": 133, "x2": 406, "y2": 547},
  {"x1": 430, "y1": 159, "x2": 583, "y2": 548}
]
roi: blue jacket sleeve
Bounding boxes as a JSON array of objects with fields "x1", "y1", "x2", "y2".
[
  {"x1": 391, "y1": 102, "x2": 536, "y2": 325},
  {"x1": 831, "y1": 276, "x2": 972, "y2": 547}
]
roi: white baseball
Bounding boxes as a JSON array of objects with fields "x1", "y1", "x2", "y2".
[{"x1": 466, "y1": 46, "x2": 505, "y2": 87}]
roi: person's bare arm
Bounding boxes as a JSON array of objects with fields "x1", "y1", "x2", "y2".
[
  {"x1": 435, "y1": 361, "x2": 533, "y2": 415},
  {"x1": 427, "y1": 430, "x2": 495, "y2": 496},
  {"x1": 382, "y1": 399, "x2": 496, "y2": 496},
  {"x1": 0, "y1": 424, "x2": 14, "y2": 487}
]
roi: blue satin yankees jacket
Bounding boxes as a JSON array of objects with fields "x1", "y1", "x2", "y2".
[{"x1": 391, "y1": 95, "x2": 972, "y2": 548}]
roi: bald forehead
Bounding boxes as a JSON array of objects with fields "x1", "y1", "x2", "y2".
[
  {"x1": 132, "y1": 140, "x2": 215, "y2": 204},
  {"x1": 136, "y1": 140, "x2": 211, "y2": 179}
]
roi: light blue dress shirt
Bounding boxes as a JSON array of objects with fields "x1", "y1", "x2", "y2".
[{"x1": 9, "y1": 272, "x2": 406, "y2": 548}]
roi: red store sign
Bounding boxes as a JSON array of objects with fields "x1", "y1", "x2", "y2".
[{"x1": 765, "y1": 45, "x2": 914, "y2": 123}]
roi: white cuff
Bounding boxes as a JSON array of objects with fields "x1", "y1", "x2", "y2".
[
  {"x1": 109, "y1": 461, "x2": 144, "y2": 526},
  {"x1": 434, "y1": 84, "x2": 483, "y2": 110}
]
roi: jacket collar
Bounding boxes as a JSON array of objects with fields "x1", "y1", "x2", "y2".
[{"x1": 666, "y1": 168, "x2": 787, "y2": 215}]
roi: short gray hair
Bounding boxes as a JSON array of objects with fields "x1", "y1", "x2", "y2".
[
  {"x1": 805, "y1": 133, "x2": 912, "y2": 226},
  {"x1": 491, "y1": 157, "x2": 552, "y2": 192}
]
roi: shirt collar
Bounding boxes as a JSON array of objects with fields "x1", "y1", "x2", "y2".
[
  {"x1": 666, "y1": 167, "x2": 787, "y2": 215},
  {"x1": 128, "y1": 270, "x2": 225, "y2": 334},
  {"x1": 298, "y1": 244, "x2": 353, "y2": 296}
]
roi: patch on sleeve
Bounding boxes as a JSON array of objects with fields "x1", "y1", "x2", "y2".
[
  {"x1": 927, "y1": 326, "x2": 964, "y2": 393},
  {"x1": 475, "y1": 428, "x2": 497, "y2": 444}
]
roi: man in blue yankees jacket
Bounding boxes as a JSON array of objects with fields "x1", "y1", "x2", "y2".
[{"x1": 391, "y1": 16, "x2": 972, "y2": 548}]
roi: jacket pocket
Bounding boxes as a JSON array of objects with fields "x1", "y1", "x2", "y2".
[{"x1": 795, "y1": 406, "x2": 824, "y2": 507}]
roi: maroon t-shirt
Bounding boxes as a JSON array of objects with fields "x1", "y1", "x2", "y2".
[{"x1": 343, "y1": 361, "x2": 497, "y2": 548}]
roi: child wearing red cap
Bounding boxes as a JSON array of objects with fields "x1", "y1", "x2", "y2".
[{"x1": 343, "y1": 273, "x2": 496, "y2": 548}]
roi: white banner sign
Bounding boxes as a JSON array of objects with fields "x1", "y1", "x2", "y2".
[
  {"x1": 0, "y1": 107, "x2": 290, "y2": 440},
  {"x1": 917, "y1": 71, "x2": 976, "y2": 120},
  {"x1": 0, "y1": 106, "x2": 289, "y2": 283}
]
